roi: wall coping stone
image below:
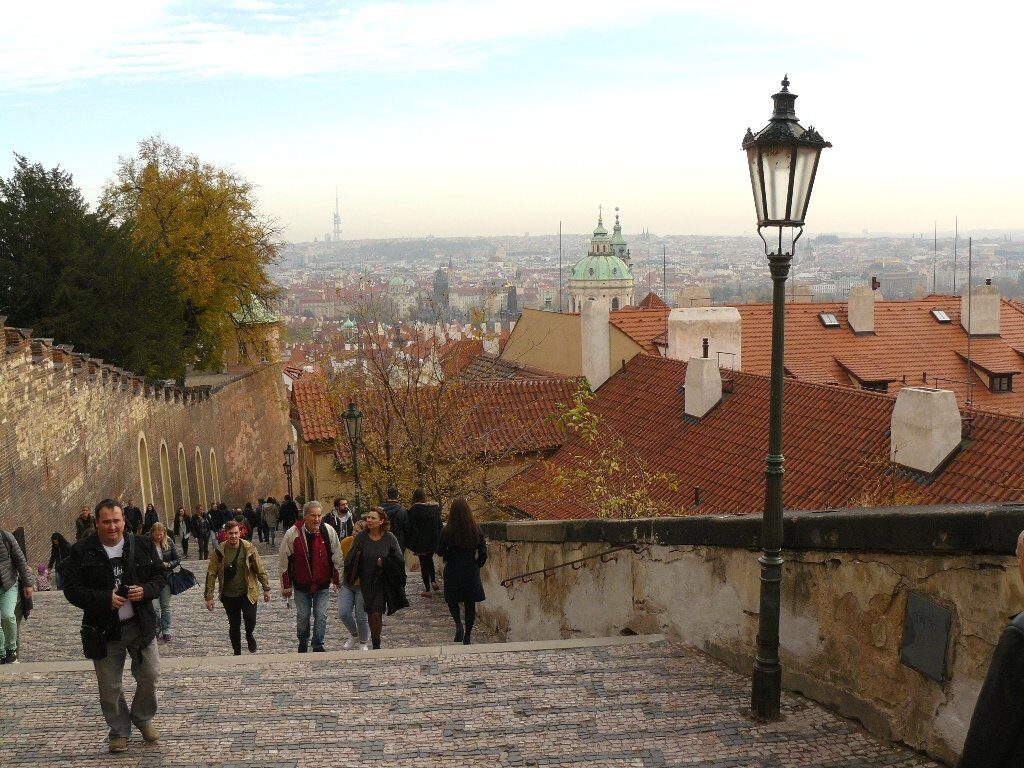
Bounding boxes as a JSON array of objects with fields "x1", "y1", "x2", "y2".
[{"x1": 484, "y1": 502, "x2": 1024, "y2": 555}]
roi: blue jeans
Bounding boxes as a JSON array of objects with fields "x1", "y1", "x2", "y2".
[
  {"x1": 154, "y1": 584, "x2": 172, "y2": 635},
  {"x1": 294, "y1": 589, "x2": 329, "y2": 647},
  {"x1": 337, "y1": 586, "x2": 369, "y2": 642},
  {"x1": 0, "y1": 583, "x2": 17, "y2": 656}
]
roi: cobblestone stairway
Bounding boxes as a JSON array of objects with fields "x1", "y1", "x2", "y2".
[{"x1": 1, "y1": 635, "x2": 940, "y2": 767}]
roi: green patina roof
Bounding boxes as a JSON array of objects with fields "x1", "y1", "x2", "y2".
[
  {"x1": 571, "y1": 254, "x2": 632, "y2": 281},
  {"x1": 388, "y1": 276, "x2": 406, "y2": 287},
  {"x1": 233, "y1": 298, "x2": 279, "y2": 326},
  {"x1": 342, "y1": 318, "x2": 356, "y2": 329}
]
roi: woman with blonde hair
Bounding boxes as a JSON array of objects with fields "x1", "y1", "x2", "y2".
[{"x1": 149, "y1": 522, "x2": 179, "y2": 642}]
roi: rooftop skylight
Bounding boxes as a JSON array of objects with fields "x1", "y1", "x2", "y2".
[
  {"x1": 819, "y1": 312, "x2": 840, "y2": 328},
  {"x1": 931, "y1": 309, "x2": 951, "y2": 323}
]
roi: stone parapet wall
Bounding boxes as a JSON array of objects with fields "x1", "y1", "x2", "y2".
[
  {"x1": 478, "y1": 505, "x2": 1024, "y2": 765},
  {"x1": 0, "y1": 325, "x2": 291, "y2": 562}
]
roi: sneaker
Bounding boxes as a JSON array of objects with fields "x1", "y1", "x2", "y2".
[
  {"x1": 358, "y1": 642, "x2": 369, "y2": 651},
  {"x1": 432, "y1": 582, "x2": 440, "y2": 592},
  {"x1": 342, "y1": 636, "x2": 356, "y2": 650},
  {"x1": 108, "y1": 736, "x2": 128, "y2": 753},
  {"x1": 420, "y1": 590, "x2": 431, "y2": 598},
  {"x1": 247, "y1": 635, "x2": 257, "y2": 653},
  {"x1": 2, "y1": 649, "x2": 17, "y2": 664},
  {"x1": 298, "y1": 642, "x2": 308, "y2": 653},
  {"x1": 138, "y1": 722, "x2": 159, "y2": 742},
  {"x1": 312, "y1": 644, "x2": 325, "y2": 653}
]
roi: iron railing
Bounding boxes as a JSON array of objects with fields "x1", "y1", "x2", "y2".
[{"x1": 500, "y1": 543, "x2": 648, "y2": 598}]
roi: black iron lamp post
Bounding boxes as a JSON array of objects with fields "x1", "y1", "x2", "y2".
[
  {"x1": 342, "y1": 401, "x2": 364, "y2": 520},
  {"x1": 283, "y1": 443, "x2": 295, "y2": 498},
  {"x1": 742, "y1": 76, "x2": 830, "y2": 720}
]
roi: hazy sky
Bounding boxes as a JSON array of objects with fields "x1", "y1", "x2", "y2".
[{"x1": 1, "y1": 1, "x2": 1020, "y2": 241}]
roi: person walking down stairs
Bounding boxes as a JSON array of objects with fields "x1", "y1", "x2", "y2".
[
  {"x1": 437, "y1": 498, "x2": 487, "y2": 646},
  {"x1": 406, "y1": 488, "x2": 442, "y2": 597}
]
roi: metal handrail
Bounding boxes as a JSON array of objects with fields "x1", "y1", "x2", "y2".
[{"x1": 500, "y1": 543, "x2": 647, "y2": 597}]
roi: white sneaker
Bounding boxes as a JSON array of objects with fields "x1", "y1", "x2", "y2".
[
  {"x1": 342, "y1": 635, "x2": 356, "y2": 650},
  {"x1": 359, "y1": 643, "x2": 369, "y2": 651}
]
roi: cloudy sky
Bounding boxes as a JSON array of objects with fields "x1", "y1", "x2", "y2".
[{"x1": 1, "y1": 1, "x2": 1020, "y2": 241}]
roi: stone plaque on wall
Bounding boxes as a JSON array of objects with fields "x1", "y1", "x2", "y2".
[{"x1": 900, "y1": 591, "x2": 952, "y2": 682}]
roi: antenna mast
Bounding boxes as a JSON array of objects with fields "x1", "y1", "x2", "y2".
[
  {"x1": 933, "y1": 221, "x2": 937, "y2": 294},
  {"x1": 966, "y1": 236, "x2": 973, "y2": 408},
  {"x1": 333, "y1": 188, "x2": 342, "y2": 242},
  {"x1": 662, "y1": 244, "x2": 667, "y2": 303},
  {"x1": 953, "y1": 216, "x2": 958, "y2": 295},
  {"x1": 558, "y1": 221, "x2": 563, "y2": 313}
]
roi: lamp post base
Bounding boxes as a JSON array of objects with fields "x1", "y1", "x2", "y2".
[{"x1": 751, "y1": 660, "x2": 782, "y2": 720}]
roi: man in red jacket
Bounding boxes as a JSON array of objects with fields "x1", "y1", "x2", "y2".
[{"x1": 278, "y1": 501, "x2": 341, "y2": 652}]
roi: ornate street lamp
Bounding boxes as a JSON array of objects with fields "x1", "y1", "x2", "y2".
[
  {"x1": 342, "y1": 401, "x2": 364, "y2": 519},
  {"x1": 742, "y1": 76, "x2": 830, "y2": 720},
  {"x1": 283, "y1": 443, "x2": 295, "y2": 499}
]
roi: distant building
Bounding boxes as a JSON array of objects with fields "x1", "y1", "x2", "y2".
[{"x1": 568, "y1": 208, "x2": 635, "y2": 312}]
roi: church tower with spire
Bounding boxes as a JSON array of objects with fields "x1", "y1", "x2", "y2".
[{"x1": 567, "y1": 206, "x2": 635, "y2": 313}]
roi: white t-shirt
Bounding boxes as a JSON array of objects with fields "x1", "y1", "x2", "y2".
[{"x1": 103, "y1": 539, "x2": 136, "y2": 621}]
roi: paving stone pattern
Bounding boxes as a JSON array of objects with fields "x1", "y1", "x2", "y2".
[
  {"x1": 21, "y1": 542, "x2": 487, "y2": 660},
  {"x1": 6, "y1": 544, "x2": 941, "y2": 767}
]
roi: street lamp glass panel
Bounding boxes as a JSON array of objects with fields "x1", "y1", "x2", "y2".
[
  {"x1": 746, "y1": 147, "x2": 766, "y2": 223},
  {"x1": 789, "y1": 145, "x2": 821, "y2": 224},
  {"x1": 342, "y1": 403, "x2": 363, "y2": 442},
  {"x1": 283, "y1": 444, "x2": 295, "y2": 468},
  {"x1": 758, "y1": 146, "x2": 793, "y2": 224}
]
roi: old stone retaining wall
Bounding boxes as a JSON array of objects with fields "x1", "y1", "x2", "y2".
[
  {"x1": 479, "y1": 505, "x2": 1024, "y2": 765},
  {"x1": 0, "y1": 326, "x2": 292, "y2": 561}
]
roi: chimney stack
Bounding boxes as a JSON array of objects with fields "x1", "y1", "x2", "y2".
[
  {"x1": 960, "y1": 282, "x2": 1000, "y2": 336},
  {"x1": 871, "y1": 275, "x2": 880, "y2": 291},
  {"x1": 890, "y1": 387, "x2": 961, "y2": 474},
  {"x1": 684, "y1": 356, "x2": 722, "y2": 419},
  {"x1": 581, "y1": 297, "x2": 611, "y2": 390},
  {"x1": 847, "y1": 285, "x2": 875, "y2": 334},
  {"x1": 666, "y1": 307, "x2": 742, "y2": 367}
]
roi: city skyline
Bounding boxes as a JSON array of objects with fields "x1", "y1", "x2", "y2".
[{"x1": 1, "y1": 1, "x2": 1021, "y2": 241}]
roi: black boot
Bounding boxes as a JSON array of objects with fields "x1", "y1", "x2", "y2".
[
  {"x1": 372, "y1": 637, "x2": 381, "y2": 650},
  {"x1": 454, "y1": 623, "x2": 464, "y2": 643}
]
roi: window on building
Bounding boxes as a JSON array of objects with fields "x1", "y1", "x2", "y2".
[
  {"x1": 931, "y1": 309, "x2": 951, "y2": 323},
  {"x1": 611, "y1": 297, "x2": 620, "y2": 310},
  {"x1": 861, "y1": 381, "x2": 889, "y2": 393},
  {"x1": 819, "y1": 312, "x2": 840, "y2": 328},
  {"x1": 991, "y1": 374, "x2": 1013, "y2": 393}
]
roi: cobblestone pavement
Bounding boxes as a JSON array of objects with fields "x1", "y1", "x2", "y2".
[
  {"x1": 0, "y1": 639, "x2": 940, "y2": 767},
  {"x1": 21, "y1": 542, "x2": 491, "y2": 660}
]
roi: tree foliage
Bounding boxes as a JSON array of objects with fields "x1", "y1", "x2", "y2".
[
  {"x1": 0, "y1": 154, "x2": 186, "y2": 378},
  {"x1": 101, "y1": 136, "x2": 280, "y2": 369}
]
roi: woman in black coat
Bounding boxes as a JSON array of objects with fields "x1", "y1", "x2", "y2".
[
  {"x1": 47, "y1": 532, "x2": 72, "y2": 589},
  {"x1": 143, "y1": 503, "x2": 160, "y2": 533},
  {"x1": 406, "y1": 488, "x2": 443, "y2": 597},
  {"x1": 436, "y1": 497, "x2": 487, "y2": 645}
]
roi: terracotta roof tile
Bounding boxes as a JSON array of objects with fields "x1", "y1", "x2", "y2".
[
  {"x1": 290, "y1": 374, "x2": 338, "y2": 443},
  {"x1": 608, "y1": 307, "x2": 671, "y2": 354},
  {"x1": 503, "y1": 354, "x2": 1024, "y2": 520},
  {"x1": 459, "y1": 354, "x2": 571, "y2": 382}
]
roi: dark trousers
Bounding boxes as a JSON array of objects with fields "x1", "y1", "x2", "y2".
[
  {"x1": 447, "y1": 601, "x2": 476, "y2": 641},
  {"x1": 181, "y1": 536, "x2": 189, "y2": 558},
  {"x1": 257, "y1": 520, "x2": 269, "y2": 542},
  {"x1": 197, "y1": 535, "x2": 210, "y2": 560},
  {"x1": 418, "y1": 555, "x2": 436, "y2": 591},
  {"x1": 222, "y1": 595, "x2": 257, "y2": 655}
]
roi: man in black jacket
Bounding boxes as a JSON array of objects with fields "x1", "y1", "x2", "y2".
[
  {"x1": 122, "y1": 499, "x2": 143, "y2": 535},
  {"x1": 957, "y1": 529, "x2": 1024, "y2": 767},
  {"x1": 381, "y1": 488, "x2": 409, "y2": 555},
  {"x1": 278, "y1": 495, "x2": 300, "y2": 531},
  {"x1": 63, "y1": 499, "x2": 165, "y2": 754}
]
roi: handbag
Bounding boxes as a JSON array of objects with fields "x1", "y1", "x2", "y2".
[
  {"x1": 169, "y1": 566, "x2": 197, "y2": 595},
  {"x1": 80, "y1": 625, "x2": 108, "y2": 660}
]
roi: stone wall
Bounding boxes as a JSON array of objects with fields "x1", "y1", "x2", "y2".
[
  {"x1": 478, "y1": 505, "x2": 1024, "y2": 766},
  {"x1": 0, "y1": 326, "x2": 292, "y2": 562}
]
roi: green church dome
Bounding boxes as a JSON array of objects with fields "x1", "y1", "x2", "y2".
[{"x1": 571, "y1": 254, "x2": 632, "y2": 281}]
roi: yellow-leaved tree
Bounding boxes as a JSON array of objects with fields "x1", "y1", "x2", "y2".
[{"x1": 101, "y1": 136, "x2": 280, "y2": 370}]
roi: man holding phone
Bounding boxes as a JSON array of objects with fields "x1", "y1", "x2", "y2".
[{"x1": 64, "y1": 499, "x2": 165, "y2": 754}]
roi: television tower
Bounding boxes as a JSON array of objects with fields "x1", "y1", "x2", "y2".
[{"x1": 333, "y1": 188, "x2": 342, "y2": 242}]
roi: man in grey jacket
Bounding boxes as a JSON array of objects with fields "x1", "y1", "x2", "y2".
[{"x1": 0, "y1": 527, "x2": 34, "y2": 664}]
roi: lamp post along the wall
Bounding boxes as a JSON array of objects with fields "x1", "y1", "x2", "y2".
[
  {"x1": 283, "y1": 443, "x2": 295, "y2": 500},
  {"x1": 342, "y1": 401, "x2": 364, "y2": 520},
  {"x1": 742, "y1": 76, "x2": 830, "y2": 720}
]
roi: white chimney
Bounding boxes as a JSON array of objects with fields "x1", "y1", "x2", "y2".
[
  {"x1": 960, "y1": 281, "x2": 1000, "y2": 336},
  {"x1": 581, "y1": 297, "x2": 611, "y2": 390},
  {"x1": 684, "y1": 357, "x2": 722, "y2": 419},
  {"x1": 667, "y1": 307, "x2": 742, "y2": 368},
  {"x1": 890, "y1": 387, "x2": 961, "y2": 474},
  {"x1": 847, "y1": 285, "x2": 875, "y2": 334},
  {"x1": 482, "y1": 335, "x2": 499, "y2": 355}
]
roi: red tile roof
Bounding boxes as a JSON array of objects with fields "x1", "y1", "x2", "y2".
[
  {"x1": 502, "y1": 354, "x2": 1024, "y2": 520},
  {"x1": 638, "y1": 291, "x2": 668, "y2": 310},
  {"x1": 290, "y1": 374, "x2": 338, "y2": 443},
  {"x1": 459, "y1": 354, "x2": 570, "y2": 382},
  {"x1": 609, "y1": 307, "x2": 671, "y2": 354}
]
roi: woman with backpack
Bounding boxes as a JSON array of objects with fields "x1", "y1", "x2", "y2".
[
  {"x1": 149, "y1": 523, "x2": 179, "y2": 642},
  {"x1": 436, "y1": 498, "x2": 488, "y2": 645},
  {"x1": 205, "y1": 519, "x2": 271, "y2": 655},
  {"x1": 406, "y1": 488, "x2": 442, "y2": 597},
  {"x1": 343, "y1": 507, "x2": 408, "y2": 649}
]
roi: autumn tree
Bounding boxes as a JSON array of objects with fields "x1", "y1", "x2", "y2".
[
  {"x1": 101, "y1": 137, "x2": 280, "y2": 370},
  {"x1": 326, "y1": 293, "x2": 563, "y2": 518},
  {"x1": 0, "y1": 154, "x2": 186, "y2": 378}
]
